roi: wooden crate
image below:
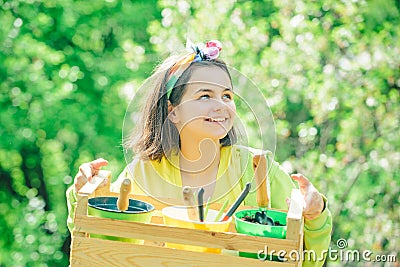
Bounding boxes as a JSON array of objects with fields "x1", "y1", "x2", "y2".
[{"x1": 70, "y1": 170, "x2": 304, "y2": 266}]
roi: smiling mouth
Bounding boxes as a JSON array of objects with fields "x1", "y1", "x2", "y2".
[{"x1": 205, "y1": 117, "x2": 227, "y2": 123}]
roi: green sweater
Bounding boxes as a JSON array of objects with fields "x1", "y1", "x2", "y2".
[{"x1": 67, "y1": 145, "x2": 332, "y2": 266}]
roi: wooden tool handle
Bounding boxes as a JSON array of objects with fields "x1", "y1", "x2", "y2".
[
  {"x1": 253, "y1": 154, "x2": 269, "y2": 208},
  {"x1": 182, "y1": 186, "x2": 198, "y2": 221},
  {"x1": 117, "y1": 178, "x2": 131, "y2": 212}
]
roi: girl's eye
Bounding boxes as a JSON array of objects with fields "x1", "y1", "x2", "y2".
[
  {"x1": 199, "y1": 94, "x2": 211, "y2": 100},
  {"x1": 223, "y1": 93, "x2": 232, "y2": 100}
]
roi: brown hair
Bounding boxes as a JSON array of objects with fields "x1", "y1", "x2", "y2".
[{"x1": 125, "y1": 55, "x2": 237, "y2": 161}]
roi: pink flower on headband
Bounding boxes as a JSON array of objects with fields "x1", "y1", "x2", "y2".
[
  {"x1": 203, "y1": 40, "x2": 222, "y2": 60},
  {"x1": 167, "y1": 39, "x2": 223, "y2": 98},
  {"x1": 206, "y1": 40, "x2": 222, "y2": 51}
]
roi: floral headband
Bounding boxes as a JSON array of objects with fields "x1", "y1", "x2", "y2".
[{"x1": 165, "y1": 40, "x2": 223, "y2": 99}]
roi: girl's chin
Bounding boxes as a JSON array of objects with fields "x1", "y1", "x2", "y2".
[
  {"x1": 207, "y1": 132, "x2": 232, "y2": 141},
  {"x1": 204, "y1": 120, "x2": 232, "y2": 129},
  {"x1": 180, "y1": 123, "x2": 233, "y2": 141},
  {"x1": 188, "y1": 132, "x2": 230, "y2": 142}
]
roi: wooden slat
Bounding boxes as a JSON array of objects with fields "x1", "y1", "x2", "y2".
[
  {"x1": 72, "y1": 194, "x2": 89, "y2": 238},
  {"x1": 286, "y1": 189, "x2": 303, "y2": 242},
  {"x1": 295, "y1": 230, "x2": 304, "y2": 267},
  {"x1": 286, "y1": 189, "x2": 303, "y2": 220},
  {"x1": 70, "y1": 236, "x2": 296, "y2": 267},
  {"x1": 74, "y1": 215, "x2": 298, "y2": 253},
  {"x1": 75, "y1": 195, "x2": 88, "y2": 217},
  {"x1": 94, "y1": 170, "x2": 112, "y2": 197},
  {"x1": 78, "y1": 170, "x2": 111, "y2": 196}
]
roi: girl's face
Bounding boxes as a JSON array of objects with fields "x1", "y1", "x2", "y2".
[{"x1": 169, "y1": 66, "x2": 236, "y2": 142}]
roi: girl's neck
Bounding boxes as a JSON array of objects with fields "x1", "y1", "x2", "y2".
[
  {"x1": 179, "y1": 137, "x2": 221, "y2": 174},
  {"x1": 179, "y1": 137, "x2": 221, "y2": 201}
]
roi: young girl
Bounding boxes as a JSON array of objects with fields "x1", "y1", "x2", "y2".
[{"x1": 67, "y1": 40, "x2": 332, "y2": 266}]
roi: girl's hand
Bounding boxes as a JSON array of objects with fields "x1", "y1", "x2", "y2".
[
  {"x1": 74, "y1": 158, "x2": 109, "y2": 192},
  {"x1": 290, "y1": 173, "x2": 324, "y2": 221}
]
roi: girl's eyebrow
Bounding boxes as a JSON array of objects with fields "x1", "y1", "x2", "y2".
[{"x1": 194, "y1": 88, "x2": 232, "y2": 94}]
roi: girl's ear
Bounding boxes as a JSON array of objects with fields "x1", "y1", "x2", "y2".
[{"x1": 167, "y1": 100, "x2": 180, "y2": 123}]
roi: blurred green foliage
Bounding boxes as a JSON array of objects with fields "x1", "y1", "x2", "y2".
[{"x1": 0, "y1": 0, "x2": 399, "y2": 266}]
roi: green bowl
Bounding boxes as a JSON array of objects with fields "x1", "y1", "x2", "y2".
[
  {"x1": 88, "y1": 196, "x2": 154, "y2": 243},
  {"x1": 234, "y1": 209, "x2": 287, "y2": 259}
]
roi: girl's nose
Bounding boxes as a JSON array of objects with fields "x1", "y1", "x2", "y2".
[{"x1": 212, "y1": 99, "x2": 227, "y2": 112}]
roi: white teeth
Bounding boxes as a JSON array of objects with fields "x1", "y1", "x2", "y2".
[{"x1": 209, "y1": 118, "x2": 225, "y2": 122}]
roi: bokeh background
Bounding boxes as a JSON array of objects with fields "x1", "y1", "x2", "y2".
[{"x1": 0, "y1": 0, "x2": 399, "y2": 266}]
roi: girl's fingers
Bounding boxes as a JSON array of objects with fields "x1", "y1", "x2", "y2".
[
  {"x1": 74, "y1": 158, "x2": 109, "y2": 192},
  {"x1": 291, "y1": 173, "x2": 310, "y2": 198},
  {"x1": 291, "y1": 173, "x2": 324, "y2": 220},
  {"x1": 79, "y1": 163, "x2": 93, "y2": 180},
  {"x1": 80, "y1": 159, "x2": 109, "y2": 180},
  {"x1": 90, "y1": 158, "x2": 109, "y2": 169},
  {"x1": 290, "y1": 173, "x2": 310, "y2": 189},
  {"x1": 303, "y1": 196, "x2": 324, "y2": 220}
]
